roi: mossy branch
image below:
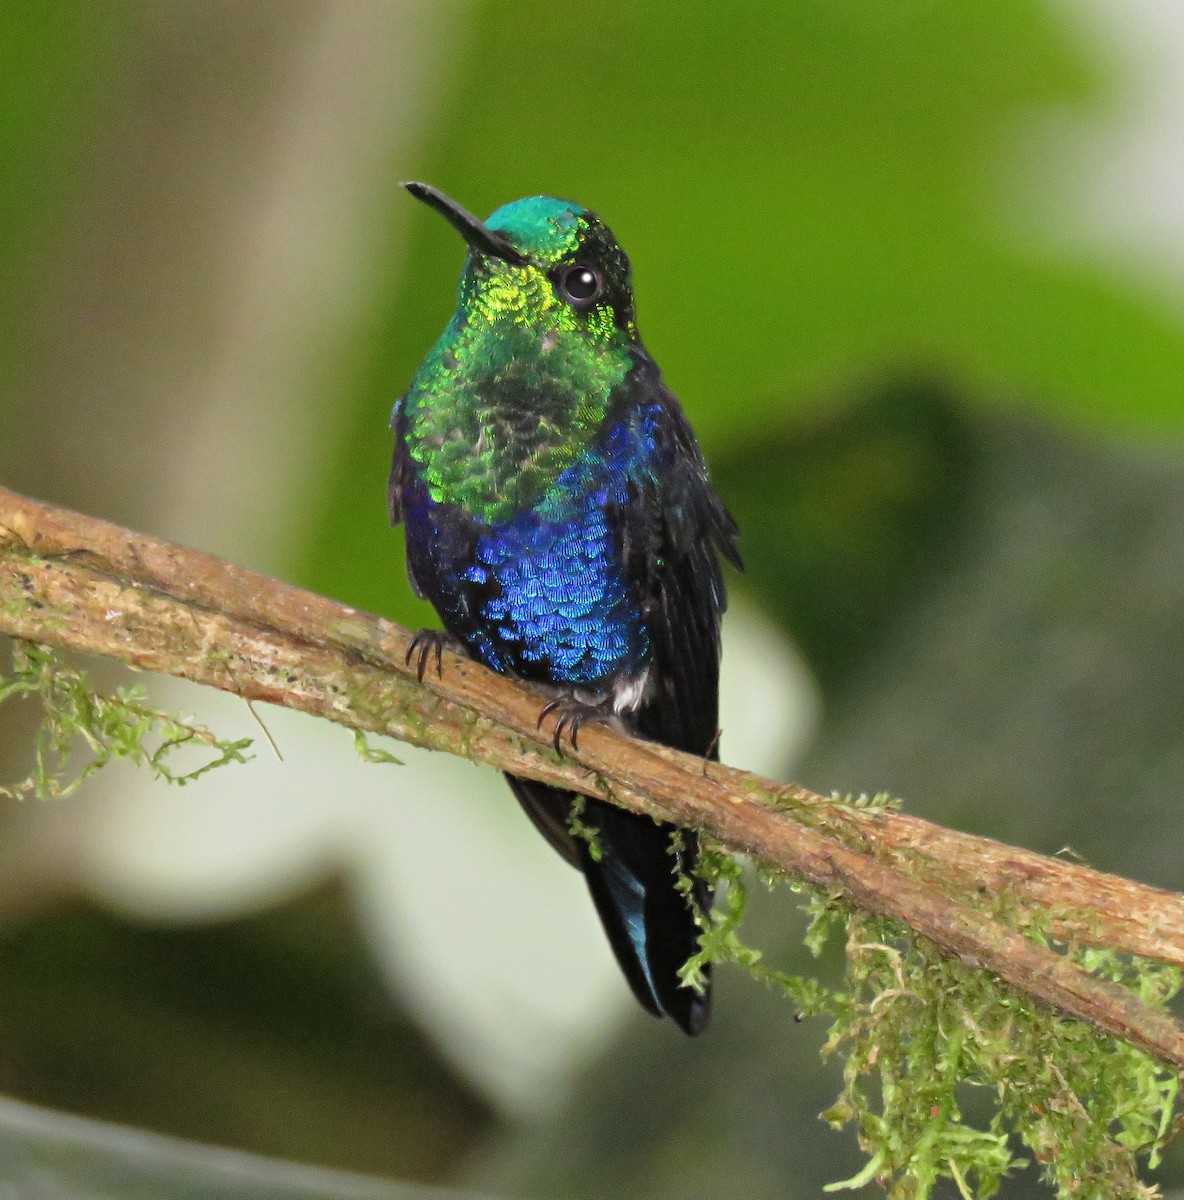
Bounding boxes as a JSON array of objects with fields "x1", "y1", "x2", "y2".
[{"x1": 2, "y1": 482, "x2": 1184, "y2": 1084}]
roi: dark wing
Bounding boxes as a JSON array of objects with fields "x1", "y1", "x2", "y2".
[
  {"x1": 627, "y1": 382, "x2": 740, "y2": 757},
  {"x1": 388, "y1": 397, "x2": 406, "y2": 527},
  {"x1": 510, "y1": 383, "x2": 739, "y2": 1035},
  {"x1": 583, "y1": 382, "x2": 739, "y2": 1032},
  {"x1": 505, "y1": 776, "x2": 581, "y2": 868}
]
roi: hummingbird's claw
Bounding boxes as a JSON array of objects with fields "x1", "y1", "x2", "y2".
[
  {"x1": 537, "y1": 691, "x2": 614, "y2": 756},
  {"x1": 406, "y1": 629, "x2": 465, "y2": 682}
]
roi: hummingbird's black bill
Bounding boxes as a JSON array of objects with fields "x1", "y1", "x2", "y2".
[{"x1": 403, "y1": 181, "x2": 527, "y2": 266}]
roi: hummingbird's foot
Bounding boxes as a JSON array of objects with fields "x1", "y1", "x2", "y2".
[
  {"x1": 537, "y1": 689, "x2": 619, "y2": 755},
  {"x1": 406, "y1": 629, "x2": 466, "y2": 682}
]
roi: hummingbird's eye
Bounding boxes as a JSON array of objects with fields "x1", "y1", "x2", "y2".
[{"x1": 560, "y1": 264, "x2": 602, "y2": 304}]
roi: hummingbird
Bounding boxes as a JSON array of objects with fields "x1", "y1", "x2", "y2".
[{"x1": 389, "y1": 182, "x2": 740, "y2": 1034}]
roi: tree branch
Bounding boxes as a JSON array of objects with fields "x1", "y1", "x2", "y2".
[{"x1": 2, "y1": 483, "x2": 1184, "y2": 1069}]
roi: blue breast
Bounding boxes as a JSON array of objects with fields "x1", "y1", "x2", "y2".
[
  {"x1": 468, "y1": 493, "x2": 646, "y2": 684},
  {"x1": 404, "y1": 411, "x2": 659, "y2": 687}
]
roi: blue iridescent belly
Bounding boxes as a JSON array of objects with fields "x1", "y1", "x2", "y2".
[
  {"x1": 465, "y1": 499, "x2": 647, "y2": 683},
  {"x1": 401, "y1": 411, "x2": 659, "y2": 686}
]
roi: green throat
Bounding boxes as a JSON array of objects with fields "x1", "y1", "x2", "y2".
[{"x1": 403, "y1": 263, "x2": 633, "y2": 523}]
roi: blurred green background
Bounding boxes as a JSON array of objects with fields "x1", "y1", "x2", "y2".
[{"x1": 4, "y1": 1, "x2": 1184, "y2": 1196}]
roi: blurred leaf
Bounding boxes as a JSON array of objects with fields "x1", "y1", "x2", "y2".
[
  {"x1": 716, "y1": 378, "x2": 976, "y2": 687},
  {"x1": 0, "y1": 1093, "x2": 495, "y2": 1200},
  {"x1": 0, "y1": 883, "x2": 493, "y2": 1180},
  {"x1": 800, "y1": 415, "x2": 1184, "y2": 892},
  {"x1": 0, "y1": 3, "x2": 136, "y2": 409}
]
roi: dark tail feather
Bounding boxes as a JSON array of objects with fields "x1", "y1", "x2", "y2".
[{"x1": 507, "y1": 776, "x2": 710, "y2": 1035}]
